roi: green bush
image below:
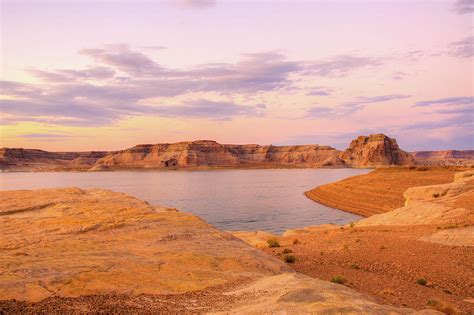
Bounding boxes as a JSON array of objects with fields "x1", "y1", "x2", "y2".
[{"x1": 282, "y1": 248, "x2": 292, "y2": 254}]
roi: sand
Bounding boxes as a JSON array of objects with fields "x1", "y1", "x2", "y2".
[
  {"x1": 262, "y1": 224, "x2": 474, "y2": 313},
  {"x1": 305, "y1": 167, "x2": 466, "y2": 217},
  {"x1": 255, "y1": 169, "x2": 474, "y2": 313}
]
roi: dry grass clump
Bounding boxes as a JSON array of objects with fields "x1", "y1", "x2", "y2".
[
  {"x1": 349, "y1": 264, "x2": 360, "y2": 270},
  {"x1": 283, "y1": 254, "x2": 296, "y2": 264},
  {"x1": 267, "y1": 238, "x2": 280, "y2": 248},
  {"x1": 330, "y1": 275, "x2": 347, "y2": 285}
]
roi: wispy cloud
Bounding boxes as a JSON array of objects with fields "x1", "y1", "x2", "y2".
[
  {"x1": 306, "y1": 88, "x2": 331, "y2": 96},
  {"x1": 19, "y1": 133, "x2": 74, "y2": 139},
  {"x1": 177, "y1": 0, "x2": 216, "y2": 9},
  {"x1": 148, "y1": 99, "x2": 266, "y2": 120},
  {"x1": 415, "y1": 96, "x2": 473, "y2": 107},
  {"x1": 304, "y1": 55, "x2": 382, "y2": 77},
  {"x1": 306, "y1": 94, "x2": 410, "y2": 119},
  {"x1": 1, "y1": 45, "x2": 386, "y2": 127},
  {"x1": 29, "y1": 67, "x2": 115, "y2": 82},
  {"x1": 453, "y1": 0, "x2": 474, "y2": 14},
  {"x1": 414, "y1": 96, "x2": 474, "y2": 118},
  {"x1": 449, "y1": 36, "x2": 474, "y2": 58},
  {"x1": 79, "y1": 44, "x2": 167, "y2": 76}
]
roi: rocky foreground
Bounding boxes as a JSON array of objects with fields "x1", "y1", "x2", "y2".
[
  {"x1": 238, "y1": 170, "x2": 474, "y2": 313},
  {"x1": 1, "y1": 133, "x2": 419, "y2": 171},
  {"x1": 1, "y1": 188, "x2": 438, "y2": 313}
]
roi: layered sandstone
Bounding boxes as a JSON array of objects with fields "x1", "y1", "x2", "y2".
[
  {"x1": 0, "y1": 188, "x2": 423, "y2": 313},
  {"x1": 357, "y1": 170, "x2": 474, "y2": 228},
  {"x1": 305, "y1": 167, "x2": 461, "y2": 217},
  {"x1": 0, "y1": 148, "x2": 108, "y2": 171},
  {"x1": 339, "y1": 134, "x2": 415, "y2": 167},
  {"x1": 93, "y1": 141, "x2": 344, "y2": 169},
  {"x1": 412, "y1": 150, "x2": 474, "y2": 166},
  {"x1": 0, "y1": 133, "x2": 417, "y2": 171},
  {"x1": 0, "y1": 188, "x2": 288, "y2": 302}
]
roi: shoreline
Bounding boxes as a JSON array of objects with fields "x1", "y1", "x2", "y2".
[
  {"x1": 303, "y1": 166, "x2": 468, "y2": 217},
  {"x1": 1, "y1": 169, "x2": 473, "y2": 313},
  {"x1": 239, "y1": 170, "x2": 474, "y2": 313},
  {"x1": 0, "y1": 164, "x2": 375, "y2": 173}
]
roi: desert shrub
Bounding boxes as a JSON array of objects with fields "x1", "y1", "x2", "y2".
[
  {"x1": 283, "y1": 254, "x2": 296, "y2": 263},
  {"x1": 267, "y1": 238, "x2": 280, "y2": 248},
  {"x1": 330, "y1": 275, "x2": 347, "y2": 285},
  {"x1": 432, "y1": 193, "x2": 440, "y2": 198},
  {"x1": 427, "y1": 299, "x2": 457, "y2": 315},
  {"x1": 282, "y1": 248, "x2": 292, "y2": 254},
  {"x1": 350, "y1": 222, "x2": 355, "y2": 228},
  {"x1": 292, "y1": 239, "x2": 299, "y2": 244},
  {"x1": 350, "y1": 264, "x2": 360, "y2": 270},
  {"x1": 416, "y1": 278, "x2": 427, "y2": 286}
]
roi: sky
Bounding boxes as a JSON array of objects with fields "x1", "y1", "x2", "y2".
[{"x1": 0, "y1": 0, "x2": 473, "y2": 151}]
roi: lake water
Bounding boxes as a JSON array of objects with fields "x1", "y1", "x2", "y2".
[{"x1": 0, "y1": 169, "x2": 369, "y2": 234}]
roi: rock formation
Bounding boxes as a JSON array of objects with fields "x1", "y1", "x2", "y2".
[
  {"x1": 339, "y1": 134, "x2": 415, "y2": 167},
  {"x1": 0, "y1": 133, "x2": 417, "y2": 171},
  {"x1": 94, "y1": 141, "x2": 343, "y2": 169},
  {"x1": 0, "y1": 188, "x2": 432, "y2": 313},
  {"x1": 412, "y1": 150, "x2": 474, "y2": 166},
  {"x1": 0, "y1": 188, "x2": 288, "y2": 302},
  {"x1": 0, "y1": 148, "x2": 109, "y2": 171},
  {"x1": 356, "y1": 170, "x2": 474, "y2": 229}
]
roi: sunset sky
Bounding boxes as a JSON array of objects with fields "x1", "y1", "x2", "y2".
[{"x1": 1, "y1": 0, "x2": 473, "y2": 151}]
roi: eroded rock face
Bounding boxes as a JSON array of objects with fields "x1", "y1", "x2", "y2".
[
  {"x1": 0, "y1": 188, "x2": 428, "y2": 313},
  {"x1": 412, "y1": 150, "x2": 474, "y2": 160},
  {"x1": 339, "y1": 134, "x2": 415, "y2": 167},
  {"x1": 356, "y1": 170, "x2": 474, "y2": 228},
  {"x1": 93, "y1": 141, "x2": 342, "y2": 169},
  {"x1": 1, "y1": 134, "x2": 417, "y2": 171},
  {"x1": 0, "y1": 188, "x2": 289, "y2": 302},
  {"x1": 412, "y1": 150, "x2": 474, "y2": 166},
  {"x1": 0, "y1": 148, "x2": 109, "y2": 171}
]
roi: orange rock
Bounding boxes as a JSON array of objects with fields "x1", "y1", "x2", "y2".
[{"x1": 339, "y1": 133, "x2": 415, "y2": 167}]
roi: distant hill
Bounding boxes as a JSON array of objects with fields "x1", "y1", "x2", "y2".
[
  {"x1": 412, "y1": 150, "x2": 474, "y2": 166},
  {"x1": 0, "y1": 134, "x2": 421, "y2": 171}
]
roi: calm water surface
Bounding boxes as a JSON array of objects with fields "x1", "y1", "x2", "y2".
[{"x1": 0, "y1": 169, "x2": 369, "y2": 234}]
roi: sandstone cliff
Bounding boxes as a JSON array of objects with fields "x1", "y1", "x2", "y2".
[
  {"x1": 412, "y1": 150, "x2": 474, "y2": 166},
  {"x1": 94, "y1": 141, "x2": 344, "y2": 169},
  {"x1": 0, "y1": 133, "x2": 416, "y2": 171},
  {"x1": 0, "y1": 148, "x2": 109, "y2": 171},
  {"x1": 339, "y1": 134, "x2": 415, "y2": 167}
]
